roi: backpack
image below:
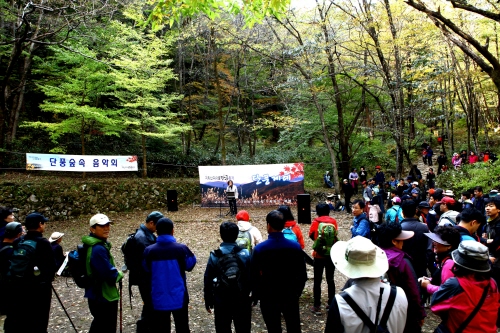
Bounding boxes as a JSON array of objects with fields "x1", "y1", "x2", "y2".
[
  {"x1": 212, "y1": 246, "x2": 246, "y2": 296},
  {"x1": 282, "y1": 226, "x2": 298, "y2": 243},
  {"x1": 389, "y1": 207, "x2": 400, "y2": 224},
  {"x1": 440, "y1": 216, "x2": 456, "y2": 226},
  {"x1": 340, "y1": 286, "x2": 397, "y2": 333},
  {"x1": 7, "y1": 239, "x2": 38, "y2": 280},
  {"x1": 312, "y1": 223, "x2": 338, "y2": 256},
  {"x1": 235, "y1": 229, "x2": 252, "y2": 252},
  {"x1": 121, "y1": 230, "x2": 140, "y2": 273},
  {"x1": 67, "y1": 244, "x2": 92, "y2": 288}
]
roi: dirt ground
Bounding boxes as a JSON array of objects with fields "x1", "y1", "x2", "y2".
[{"x1": 4, "y1": 206, "x2": 443, "y2": 333}]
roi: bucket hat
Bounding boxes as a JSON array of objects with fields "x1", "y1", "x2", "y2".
[
  {"x1": 49, "y1": 232, "x2": 64, "y2": 243},
  {"x1": 330, "y1": 236, "x2": 388, "y2": 279},
  {"x1": 451, "y1": 241, "x2": 490, "y2": 272}
]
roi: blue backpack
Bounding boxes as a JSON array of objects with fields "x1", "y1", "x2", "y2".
[{"x1": 282, "y1": 226, "x2": 298, "y2": 243}]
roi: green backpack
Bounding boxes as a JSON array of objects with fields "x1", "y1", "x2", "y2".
[
  {"x1": 8, "y1": 239, "x2": 38, "y2": 280},
  {"x1": 312, "y1": 223, "x2": 338, "y2": 256}
]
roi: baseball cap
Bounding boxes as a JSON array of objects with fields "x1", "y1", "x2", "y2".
[
  {"x1": 489, "y1": 190, "x2": 498, "y2": 198},
  {"x1": 427, "y1": 188, "x2": 436, "y2": 195},
  {"x1": 375, "y1": 166, "x2": 381, "y2": 169},
  {"x1": 412, "y1": 181, "x2": 419, "y2": 186},
  {"x1": 5, "y1": 222, "x2": 22, "y2": 238},
  {"x1": 89, "y1": 214, "x2": 111, "y2": 227},
  {"x1": 391, "y1": 197, "x2": 401, "y2": 204},
  {"x1": 146, "y1": 211, "x2": 164, "y2": 224},
  {"x1": 418, "y1": 201, "x2": 430, "y2": 208},
  {"x1": 401, "y1": 195, "x2": 412, "y2": 200},
  {"x1": 25, "y1": 212, "x2": 48, "y2": 225},
  {"x1": 236, "y1": 210, "x2": 250, "y2": 221},
  {"x1": 438, "y1": 197, "x2": 455, "y2": 205}
]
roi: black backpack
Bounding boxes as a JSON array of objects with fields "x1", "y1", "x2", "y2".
[
  {"x1": 8, "y1": 239, "x2": 38, "y2": 281},
  {"x1": 121, "y1": 230, "x2": 140, "y2": 274},
  {"x1": 212, "y1": 246, "x2": 247, "y2": 296},
  {"x1": 67, "y1": 244, "x2": 92, "y2": 288}
]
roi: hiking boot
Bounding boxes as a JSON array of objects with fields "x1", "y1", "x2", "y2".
[{"x1": 310, "y1": 306, "x2": 321, "y2": 315}]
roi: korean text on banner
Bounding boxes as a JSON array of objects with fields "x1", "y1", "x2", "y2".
[{"x1": 26, "y1": 154, "x2": 138, "y2": 172}]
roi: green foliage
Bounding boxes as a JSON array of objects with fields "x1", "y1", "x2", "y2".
[{"x1": 437, "y1": 162, "x2": 500, "y2": 193}]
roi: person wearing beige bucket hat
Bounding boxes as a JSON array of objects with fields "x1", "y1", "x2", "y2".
[
  {"x1": 49, "y1": 231, "x2": 66, "y2": 269},
  {"x1": 430, "y1": 241, "x2": 499, "y2": 333},
  {"x1": 325, "y1": 236, "x2": 408, "y2": 333}
]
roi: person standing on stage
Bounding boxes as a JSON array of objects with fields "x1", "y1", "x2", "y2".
[{"x1": 227, "y1": 180, "x2": 238, "y2": 216}]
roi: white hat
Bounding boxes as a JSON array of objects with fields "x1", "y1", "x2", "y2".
[
  {"x1": 49, "y1": 232, "x2": 64, "y2": 243},
  {"x1": 330, "y1": 236, "x2": 388, "y2": 279},
  {"x1": 89, "y1": 213, "x2": 111, "y2": 227},
  {"x1": 412, "y1": 181, "x2": 419, "y2": 186},
  {"x1": 444, "y1": 190, "x2": 455, "y2": 197}
]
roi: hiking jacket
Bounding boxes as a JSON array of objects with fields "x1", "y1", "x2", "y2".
[
  {"x1": 374, "y1": 171, "x2": 385, "y2": 184},
  {"x1": 250, "y1": 232, "x2": 306, "y2": 302},
  {"x1": 473, "y1": 196, "x2": 486, "y2": 214},
  {"x1": 0, "y1": 221, "x2": 7, "y2": 241},
  {"x1": 203, "y1": 242, "x2": 251, "y2": 306},
  {"x1": 83, "y1": 234, "x2": 123, "y2": 302},
  {"x1": 129, "y1": 224, "x2": 156, "y2": 285},
  {"x1": 455, "y1": 225, "x2": 480, "y2": 242},
  {"x1": 431, "y1": 276, "x2": 499, "y2": 333},
  {"x1": 237, "y1": 221, "x2": 263, "y2": 249},
  {"x1": 143, "y1": 234, "x2": 196, "y2": 311},
  {"x1": 0, "y1": 241, "x2": 15, "y2": 279},
  {"x1": 386, "y1": 205, "x2": 403, "y2": 224},
  {"x1": 309, "y1": 215, "x2": 338, "y2": 258},
  {"x1": 325, "y1": 278, "x2": 408, "y2": 333},
  {"x1": 401, "y1": 218, "x2": 431, "y2": 277},
  {"x1": 426, "y1": 256, "x2": 454, "y2": 294},
  {"x1": 284, "y1": 220, "x2": 305, "y2": 249},
  {"x1": 351, "y1": 213, "x2": 370, "y2": 239},
  {"x1": 50, "y1": 242, "x2": 65, "y2": 270},
  {"x1": 484, "y1": 215, "x2": 500, "y2": 264},
  {"x1": 362, "y1": 186, "x2": 373, "y2": 201},
  {"x1": 438, "y1": 210, "x2": 459, "y2": 226},
  {"x1": 384, "y1": 247, "x2": 426, "y2": 332}
]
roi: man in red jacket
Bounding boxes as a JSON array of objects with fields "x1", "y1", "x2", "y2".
[{"x1": 308, "y1": 203, "x2": 338, "y2": 315}]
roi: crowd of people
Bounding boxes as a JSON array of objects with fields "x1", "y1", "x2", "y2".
[{"x1": 1, "y1": 154, "x2": 500, "y2": 333}]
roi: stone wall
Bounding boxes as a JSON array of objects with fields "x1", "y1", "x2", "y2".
[{"x1": 0, "y1": 178, "x2": 200, "y2": 220}]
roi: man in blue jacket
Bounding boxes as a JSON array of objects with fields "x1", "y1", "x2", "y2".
[
  {"x1": 83, "y1": 213, "x2": 124, "y2": 333},
  {"x1": 204, "y1": 222, "x2": 251, "y2": 333},
  {"x1": 351, "y1": 199, "x2": 370, "y2": 239},
  {"x1": 143, "y1": 217, "x2": 196, "y2": 333},
  {"x1": 251, "y1": 210, "x2": 307, "y2": 333}
]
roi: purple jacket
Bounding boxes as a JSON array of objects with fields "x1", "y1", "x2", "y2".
[{"x1": 384, "y1": 247, "x2": 426, "y2": 330}]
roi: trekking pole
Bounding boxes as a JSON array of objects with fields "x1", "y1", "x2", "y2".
[
  {"x1": 52, "y1": 285, "x2": 78, "y2": 333},
  {"x1": 119, "y1": 280, "x2": 123, "y2": 333}
]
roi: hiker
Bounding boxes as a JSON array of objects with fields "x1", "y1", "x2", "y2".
[
  {"x1": 204, "y1": 222, "x2": 251, "y2": 333},
  {"x1": 0, "y1": 207, "x2": 15, "y2": 240},
  {"x1": 251, "y1": 210, "x2": 307, "y2": 333},
  {"x1": 129, "y1": 211, "x2": 163, "y2": 333},
  {"x1": 0, "y1": 222, "x2": 23, "y2": 316},
  {"x1": 400, "y1": 200, "x2": 432, "y2": 278},
  {"x1": 386, "y1": 197, "x2": 403, "y2": 224},
  {"x1": 49, "y1": 231, "x2": 65, "y2": 270},
  {"x1": 430, "y1": 241, "x2": 499, "y2": 333},
  {"x1": 83, "y1": 214, "x2": 124, "y2": 333},
  {"x1": 420, "y1": 226, "x2": 461, "y2": 295},
  {"x1": 235, "y1": 210, "x2": 263, "y2": 251},
  {"x1": 377, "y1": 223, "x2": 426, "y2": 333},
  {"x1": 437, "y1": 197, "x2": 459, "y2": 226},
  {"x1": 348, "y1": 168, "x2": 359, "y2": 194},
  {"x1": 350, "y1": 199, "x2": 370, "y2": 239},
  {"x1": 325, "y1": 236, "x2": 408, "y2": 332},
  {"x1": 341, "y1": 179, "x2": 353, "y2": 213},
  {"x1": 4, "y1": 213, "x2": 56, "y2": 333},
  {"x1": 455, "y1": 208, "x2": 483, "y2": 242},
  {"x1": 278, "y1": 205, "x2": 305, "y2": 249},
  {"x1": 309, "y1": 203, "x2": 338, "y2": 315},
  {"x1": 143, "y1": 217, "x2": 196, "y2": 332}
]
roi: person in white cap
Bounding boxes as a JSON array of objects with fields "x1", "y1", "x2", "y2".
[
  {"x1": 83, "y1": 213, "x2": 124, "y2": 333},
  {"x1": 49, "y1": 231, "x2": 65, "y2": 269},
  {"x1": 325, "y1": 236, "x2": 408, "y2": 333}
]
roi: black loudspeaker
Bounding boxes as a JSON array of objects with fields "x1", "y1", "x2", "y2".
[
  {"x1": 167, "y1": 190, "x2": 178, "y2": 211},
  {"x1": 297, "y1": 194, "x2": 311, "y2": 224}
]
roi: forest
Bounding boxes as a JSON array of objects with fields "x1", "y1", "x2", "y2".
[{"x1": 1, "y1": 0, "x2": 500, "y2": 190}]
